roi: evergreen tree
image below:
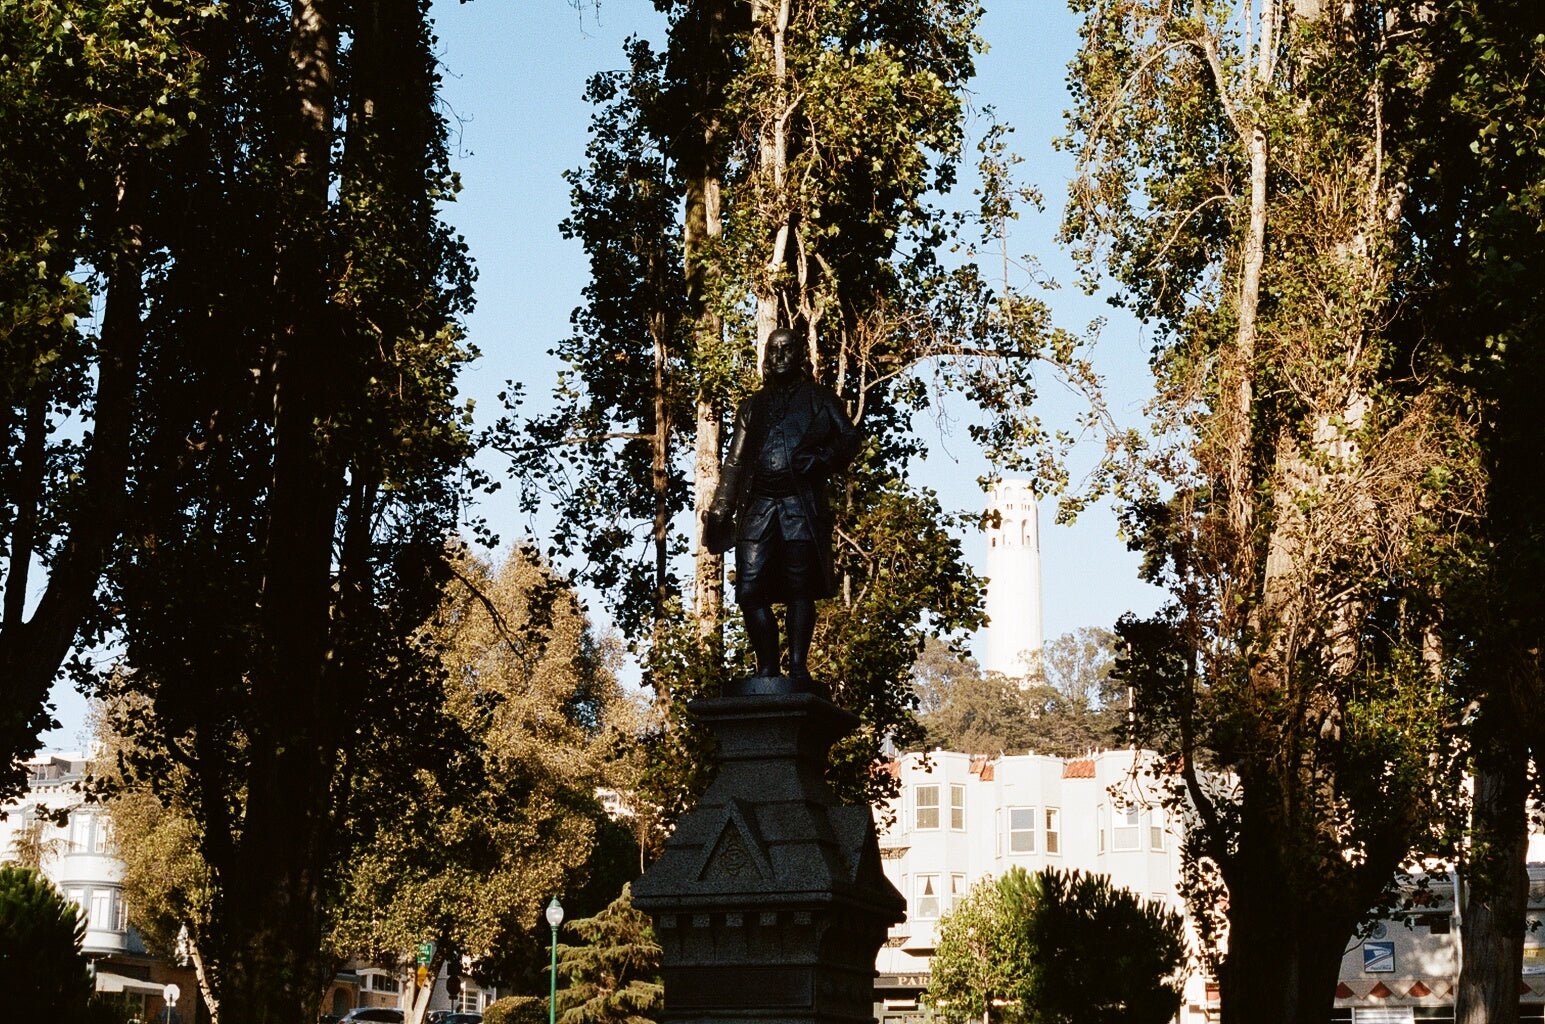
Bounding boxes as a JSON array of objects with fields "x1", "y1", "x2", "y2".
[
  {"x1": 1024, "y1": 869, "x2": 1187, "y2": 1024},
  {"x1": 0, "y1": 864, "x2": 94, "y2": 1020},
  {"x1": 554, "y1": 884, "x2": 664, "y2": 1024}
]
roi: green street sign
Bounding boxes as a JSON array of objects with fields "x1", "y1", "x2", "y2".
[{"x1": 416, "y1": 941, "x2": 435, "y2": 965}]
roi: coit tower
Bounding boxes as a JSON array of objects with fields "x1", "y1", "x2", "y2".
[{"x1": 982, "y1": 479, "x2": 1044, "y2": 681}]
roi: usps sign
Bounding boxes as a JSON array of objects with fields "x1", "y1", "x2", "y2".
[{"x1": 1362, "y1": 941, "x2": 1395, "y2": 973}]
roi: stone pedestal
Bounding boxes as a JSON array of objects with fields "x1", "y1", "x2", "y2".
[{"x1": 632, "y1": 679, "x2": 905, "y2": 1024}]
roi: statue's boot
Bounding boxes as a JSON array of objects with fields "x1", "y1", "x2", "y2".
[
  {"x1": 745, "y1": 604, "x2": 782, "y2": 676},
  {"x1": 786, "y1": 599, "x2": 816, "y2": 682}
]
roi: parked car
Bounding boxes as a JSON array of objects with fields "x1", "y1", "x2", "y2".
[
  {"x1": 441, "y1": 1015, "x2": 481, "y2": 1024},
  {"x1": 339, "y1": 1010, "x2": 404, "y2": 1024}
]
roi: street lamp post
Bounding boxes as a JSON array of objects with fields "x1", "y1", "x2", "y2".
[{"x1": 546, "y1": 897, "x2": 564, "y2": 1024}]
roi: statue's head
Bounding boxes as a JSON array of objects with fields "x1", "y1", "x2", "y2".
[{"x1": 763, "y1": 328, "x2": 808, "y2": 383}]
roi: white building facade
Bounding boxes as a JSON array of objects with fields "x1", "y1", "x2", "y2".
[{"x1": 872, "y1": 748, "x2": 1204, "y2": 1022}]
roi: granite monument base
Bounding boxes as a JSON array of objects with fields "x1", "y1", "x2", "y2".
[{"x1": 632, "y1": 677, "x2": 905, "y2": 1024}]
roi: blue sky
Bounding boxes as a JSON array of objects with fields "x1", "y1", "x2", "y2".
[{"x1": 40, "y1": 0, "x2": 1165, "y2": 749}]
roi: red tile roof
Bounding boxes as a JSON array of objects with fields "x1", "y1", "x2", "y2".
[{"x1": 1064, "y1": 758, "x2": 1095, "y2": 779}]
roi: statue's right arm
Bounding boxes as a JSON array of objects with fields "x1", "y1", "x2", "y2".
[{"x1": 711, "y1": 400, "x2": 754, "y2": 516}]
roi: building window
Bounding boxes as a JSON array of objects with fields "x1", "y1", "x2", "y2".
[
  {"x1": 916, "y1": 875, "x2": 941, "y2": 919},
  {"x1": 1150, "y1": 806, "x2": 1165, "y2": 850},
  {"x1": 951, "y1": 873, "x2": 968, "y2": 911},
  {"x1": 1045, "y1": 808, "x2": 1061, "y2": 855},
  {"x1": 67, "y1": 888, "x2": 84, "y2": 911},
  {"x1": 915, "y1": 785, "x2": 940, "y2": 831},
  {"x1": 1008, "y1": 807, "x2": 1037, "y2": 854},
  {"x1": 950, "y1": 785, "x2": 966, "y2": 831},
  {"x1": 1350, "y1": 1009, "x2": 1421, "y2": 1023},
  {"x1": 1114, "y1": 806, "x2": 1141, "y2": 851},
  {"x1": 92, "y1": 816, "x2": 109, "y2": 854},
  {"x1": 90, "y1": 890, "x2": 114, "y2": 930},
  {"x1": 364, "y1": 972, "x2": 401, "y2": 994}
]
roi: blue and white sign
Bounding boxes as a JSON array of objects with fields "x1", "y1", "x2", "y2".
[{"x1": 1363, "y1": 941, "x2": 1395, "y2": 973}]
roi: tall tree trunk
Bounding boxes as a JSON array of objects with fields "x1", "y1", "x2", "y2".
[
  {"x1": 1455, "y1": 716, "x2": 1532, "y2": 1024},
  {"x1": 751, "y1": 0, "x2": 794, "y2": 360},
  {"x1": 677, "y1": 0, "x2": 736, "y2": 657},
  {"x1": 1219, "y1": 886, "x2": 1351, "y2": 1024},
  {"x1": 1216, "y1": 775, "x2": 1385, "y2": 1024},
  {"x1": 222, "y1": 0, "x2": 341, "y2": 1020},
  {"x1": 688, "y1": 171, "x2": 724, "y2": 659},
  {"x1": 651, "y1": 304, "x2": 672, "y2": 622}
]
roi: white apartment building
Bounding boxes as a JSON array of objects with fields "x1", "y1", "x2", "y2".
[
  {"x1": 872, "y1": 747, "x2": 1204, "y2": 1023},
  {"x1": 0, "y1": 752, "x2": 199, "y2": 1022}
]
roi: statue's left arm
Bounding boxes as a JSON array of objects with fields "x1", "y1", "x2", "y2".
[{"x1": 795, "y1": 386, "x2": 862, "y2": 479}]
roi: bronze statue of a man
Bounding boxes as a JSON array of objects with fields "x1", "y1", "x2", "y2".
[{"x1": 704, "y1": 328, "x2": 862, "y2": 681}]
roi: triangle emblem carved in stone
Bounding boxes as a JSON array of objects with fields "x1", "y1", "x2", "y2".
[{"x1": 697, "y1": 799, "x2": 775, "y2": 882}]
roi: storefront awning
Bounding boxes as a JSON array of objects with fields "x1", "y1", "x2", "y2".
[{"x1": 95, "y1": 971, "x2": 167, "y2": 996}]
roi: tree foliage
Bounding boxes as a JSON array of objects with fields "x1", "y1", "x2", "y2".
[
  {"x1": 37, "y1": 0, "x2": 484, "y2": 1019},
  {"x1": 912, "y1": 635, "x2": 1123, "y2": 757},
  {"x1": 501, "y1": 0, "x2": 1090, "y2": 824},
  {"x1": 928, "y1": 866, "x2": 1033, "y2": 1024},
  {"x1": 3, "y1": 811, "x2": 70, "y2": 871},
  {"x1": 0, "y1": 0, "x2": 209, "y2": 803},
  {"x1": 1039, "y1": 626, "x2": 1120, "y2": 713},
  {"x1": 100, "y1": 548, "x2": 642, "y2": 1019},
  {"x1": 1386, "y1": 5, "x2": 1545, "y2": 1022},
  {"x1": 928, "y1": 866, "x2": 1187, "y2": 1024},
  {"x1": 1062, "y1": 1, "x2": 1478, "y2": 1021},
  {"x1": 329, "y1": 548, "x2": 643, "y2": 1012}
]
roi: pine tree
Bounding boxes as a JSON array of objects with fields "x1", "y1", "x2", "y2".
[
  {"x1": 0, "y1": 865, "x2": 94, "y2": 1019},
  {"x1": 555, "y1": 884, "x2": 664, "y2": 1024}
]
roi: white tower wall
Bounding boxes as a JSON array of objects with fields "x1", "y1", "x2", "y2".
[{"x1": 983, "y1": 478, "x2": 1043, "y2": 681}]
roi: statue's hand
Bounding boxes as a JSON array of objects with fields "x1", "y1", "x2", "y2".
[{"x1": 706, "y1": 503, "x2": 732, "y2": 529}]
